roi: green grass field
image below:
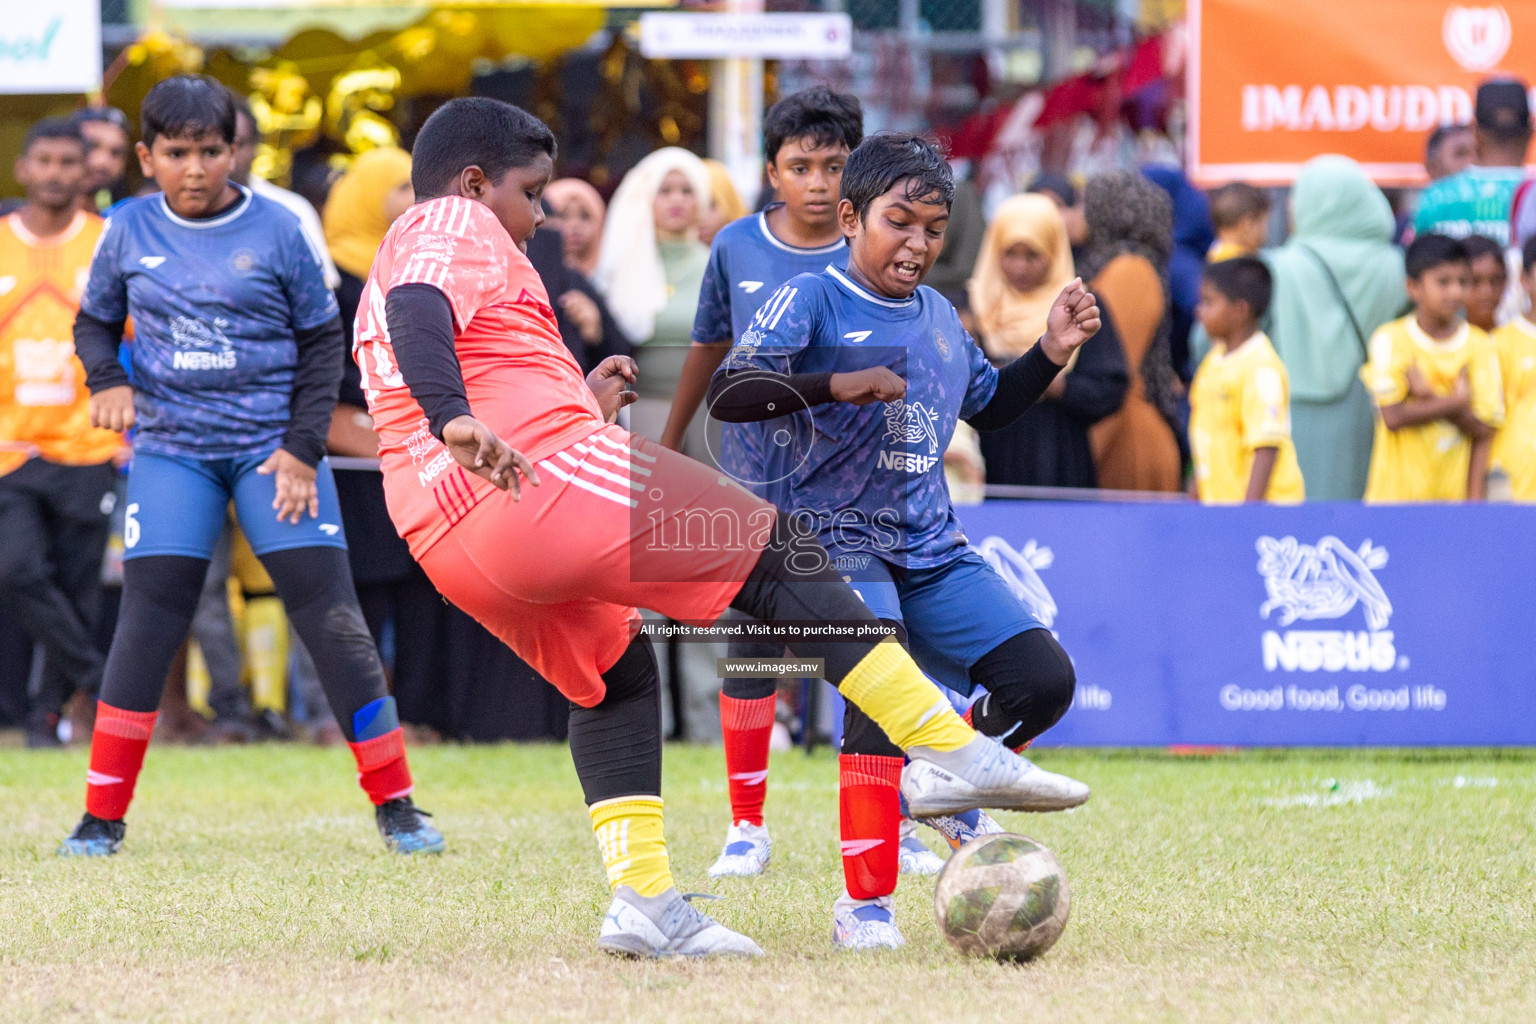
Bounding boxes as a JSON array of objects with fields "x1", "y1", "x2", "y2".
[{"x1": 2, "y1": 741, "x2": 1534, "y2": 1023}]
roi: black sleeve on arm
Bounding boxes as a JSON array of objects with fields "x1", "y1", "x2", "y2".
[
  {"x1": 965, "y1": 343, "x2": 1065, "y2": 432},
  {"x1": 283, "y1": 314, "x2": 346, "y2": 468},
  {"x1": 704, "y1": 366, "x2": 837, "y2": 422},
  {"x1": 384, "y1": 283, "x2": 471, "y2": 442},
  {"x1": 74, "y1": 310, "x2": 130, "y2": 393}
]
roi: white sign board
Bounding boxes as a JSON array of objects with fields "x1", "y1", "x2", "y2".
[
  {"x1": 0, "y1": 0, "x2": 101, "y2": 95},
  {"x1": 639, "y1": 12, "x2": 853, "y2": 60}
]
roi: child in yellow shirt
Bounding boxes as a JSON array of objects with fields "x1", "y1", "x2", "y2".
[
  {"x1": 1207, "y1": 183, "x2": 1270, "y2": 263},
  {"x1": 1490, "y1": 236, "x2": 1536, "y2": 500},
  {"x1": 1190, "y1": 256, "x2": 1305, "y2": 503},
  {"x1": 1363, "y1": 234, "x2": 1505, "y2": 503}
]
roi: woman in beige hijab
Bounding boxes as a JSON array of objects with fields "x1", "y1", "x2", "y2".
[
  {"x1": 967, "y1": 194, "x2": 1128, "y2": 487},
  {"x1": 545, "y1": 177, "x2": 605, "y2": 278}
]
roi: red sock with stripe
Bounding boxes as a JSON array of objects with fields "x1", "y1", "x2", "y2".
[
  {"x1": 85, "y1": 703, "x2": 159, "y2": 821},
  {"x1": 349, "y1": 728, "x2": 414, "y2": 805},
  {"x1": 720, "y1": 694, "x2": 776, "y2": 826},
  {"x1": 838, "y1": 753, "x2": 902, "y2": 900}
]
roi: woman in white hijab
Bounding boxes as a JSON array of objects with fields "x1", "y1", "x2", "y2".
[{"x1": 592, "y1": 147, "x2": 714, "y2": 454}]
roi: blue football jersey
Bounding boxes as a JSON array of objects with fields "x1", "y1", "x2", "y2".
[
  {"x1": 692, "y1": 206, "x2": 847, "y2": 495},
  {"x1": 81, "y1": 186, "x2": 339, "y2": 460},
  {"x1": 720, "y1": 264, "x2": 998, "y2": 568}
]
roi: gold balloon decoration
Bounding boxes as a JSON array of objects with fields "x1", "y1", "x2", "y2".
[
  {"x1": 327, "y1": 66, "x2": 403, "y2": 155},
  {"x1": 248, "y1": 63, "x2": 322, "y2": 186}
]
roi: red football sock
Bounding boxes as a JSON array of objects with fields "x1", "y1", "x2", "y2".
[
  {"x1": 349, "y1": 728, "x2": 413, "y2": 805},
  {"x1": 839, "y1": 753, "x2": 902, "y2": 900},
  {"x1": 720, "y1": 694, "x2": 776, "y2": 826},
  {"x1": 85, "y1": 702, "x2": 159, "y2": 821}
]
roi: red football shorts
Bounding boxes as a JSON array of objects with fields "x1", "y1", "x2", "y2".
[{"x1": 417, "y1": 424, "x2": 773, "y2": 707}]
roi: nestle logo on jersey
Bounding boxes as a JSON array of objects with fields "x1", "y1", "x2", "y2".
[
  {"x1": 417, "y1": 449, "x2": 453, "y2": 487},
  {"x1": 172, "y1": 350, "x2": 237, "y2": 370},
  {"x1": 876, "y1": 450, "x2": 939, "y2": 473}
]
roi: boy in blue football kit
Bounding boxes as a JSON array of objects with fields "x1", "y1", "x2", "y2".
[
  {"x1": 708, "y1": 133, "x2": 1096, "y2": 948},
  {"x1": 60, "y1": 76, "x2": 440, "y2": 857}
]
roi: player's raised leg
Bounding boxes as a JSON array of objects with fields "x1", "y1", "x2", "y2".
[{"x1": 722, "y1": 515, "x2": 1089, "y2": 818}]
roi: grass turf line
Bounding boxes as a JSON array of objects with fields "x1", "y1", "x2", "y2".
[{"x1": 2, "y1": 743, "x2": 1534, "y2": 1023}]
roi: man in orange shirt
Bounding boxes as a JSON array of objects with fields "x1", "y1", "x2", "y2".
[{"x1": 0, "y1": 119, "x2": 124, "y2": 747}]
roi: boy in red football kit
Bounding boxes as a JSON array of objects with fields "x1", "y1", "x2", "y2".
[{"x1": 355, "y1": 98, "x2": 1092, "y2": 958}]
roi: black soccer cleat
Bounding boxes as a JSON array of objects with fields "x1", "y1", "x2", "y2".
[
  {"x1": 58, "y1": 812, "x2": 126, "y2": 857},
  {"x1": 375, "y1": 797, "x2": 445, "y2": 855}
]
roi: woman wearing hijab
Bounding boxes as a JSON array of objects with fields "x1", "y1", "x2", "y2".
[
  {"x1": 534, "y1": 178, "x2": 628, "y2": 375},
  {"x1": 593, "y1": 147, "x2": 714, "y2": 455},
  {"x1": 545, "y1": 177, "x2": 605, "y2": 278},
  {"x1": 968, "y1": 193, "x2": 1128, "y2": 487},
  {"x1": 1079, "y1": 171, "x2": 1184, "y2": 492},
  {"x1": 700, "y1": 158, "x2": 747, "y2": 247},
  {"x1": 1264, "y1": 156, "x2": 1404, "y2": 500}
]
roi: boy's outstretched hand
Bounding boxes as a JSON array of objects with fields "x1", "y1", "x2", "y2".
[
  {"x1": 1039, "y1": 278, "x2": 1102, "y2": 366},
  {"x1": 587, "y1": 355, "x2": 639, "y2": 423},
  {"x1": 441, "y1": 415, "x2": 540, "y2": 497},
  {"x1": 258, "y1": 449, "x2": 320, "y2": 524}
]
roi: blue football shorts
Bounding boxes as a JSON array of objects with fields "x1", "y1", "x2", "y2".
[{"x1": 122, "y1": 450, "x2": 347, "y2": 561}]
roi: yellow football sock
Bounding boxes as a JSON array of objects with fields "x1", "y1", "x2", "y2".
[
  {"x1": 589, "y1": 796, "x2": 673, "y2": 898},
  {"x1": 243, "y1": 596, "x2": 288, "y2": 713},
  {"x1": 837, "y1": 638, "x2": 976, "y2": 753}
]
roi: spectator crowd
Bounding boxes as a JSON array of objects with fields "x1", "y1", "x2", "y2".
[{"x1": 4, "y1": 72, "x2": 1536, "y2": 749}]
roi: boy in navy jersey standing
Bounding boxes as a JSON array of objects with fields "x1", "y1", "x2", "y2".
[
  {"x1": 709, "y1": 133, "x2": 1096, "y2": 948},
  {"x1": 61, "y1": 76, "x2": 440, "y2": 857}
]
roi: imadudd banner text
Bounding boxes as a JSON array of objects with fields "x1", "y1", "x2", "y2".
[{"x1": 956, "y1": 501, "x2": 1536, "y2": 746}]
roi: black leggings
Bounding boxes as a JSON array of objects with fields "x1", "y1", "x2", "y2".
[
  {"x1": 842, "y1": 626, "x2": 1076, "y2": 757},
  {"x1": 100, "y1": 547, "x2": 389, "y2": 742},
  {"x1": 568, "y1": 634, "x2": 662, "y2": 804}
]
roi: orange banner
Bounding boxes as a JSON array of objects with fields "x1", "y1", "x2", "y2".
[{"x1": 1188, "y1": 0, "x2": 1536, "y2": 185}]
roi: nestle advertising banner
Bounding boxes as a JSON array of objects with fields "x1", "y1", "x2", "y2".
[
  {"x1": 1188, "y1": 0, "x2": 1536, "y2": 185},
  {"x1": 957, "y1": 501, "x2": 1536, "y2": 746}
]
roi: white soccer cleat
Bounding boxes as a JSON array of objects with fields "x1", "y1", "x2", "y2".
[
  {"x1": 707, "y1": 820, "x2": 772, "y2": 878},
  {"x1": 897, "y1": 818, "x2": 945, "y2": 875},
  {"x1": 597, "y1": 886, "x2": 764, "y2": 959},
  {"x1": 902, "y1": 737, "x2": 1090, "y2": 817},
  {"x1": 919, "y1": 808, "x2": 1006, "y2": 851},
  {"x1": 832, "y1": 892, "x2": 906, "y2": 951}
]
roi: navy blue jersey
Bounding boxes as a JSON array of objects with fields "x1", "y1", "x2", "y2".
[
  {"x1": 721, "y1": 265, "x2": 997, "y2": 568},
  {"x1": 692, "y1": 206, "x2": 847, "y2": 495},
  {"x1": 81, "y1": 186, "x2": 339, "y2": 460}
]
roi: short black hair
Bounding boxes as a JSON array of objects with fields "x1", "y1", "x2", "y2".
[
  {"x1": 141, "y1": 75, "x2": 236, "y2": 147},
  {"x1": 1405, "y1": 233, "x2": 1469, "y2": 279},
  {"x1": 1203, "y1": 256, "x2": 1272, "y2": 320},
  {"x1": 1462, "y1": 233, "x2": 1504, "y2": 266},
  {"x1": 1028, "y1": 172, "x2": 1078, "y2": 208},
  {"x1": 1426, "y1": 122, "x2": 1471, "y2": 161},
  {"x1": 22, "y1": 117, "x2": 85, "y2": 156},
  {"x1": 840, "y1": 132, "x2": 954, "y2": 222},
  {"x1": 763, "y1": 86, "x2": 863, "y2": 163},
  {"x1": 1208, "y1": 182, "x2": 1270, "y2": 230},
  {"x1": 70, "y1": 106, "x2": 129, "y2": 133},
  {"x1": 411, "y1": 97, "x2": 556, "y2": 199},
  {"x1": 227, "y1": 89, "x2": 258, "y2": 140}
]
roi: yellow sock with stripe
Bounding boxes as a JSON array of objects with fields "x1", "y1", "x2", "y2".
[
  {"x1": 589, "y1": 796, "x2": 674, "y2": 898},
  {"x1": 836, "y1": 639, "x2": 976, "y2": 753}
]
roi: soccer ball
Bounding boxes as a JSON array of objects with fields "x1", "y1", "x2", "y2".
[{"x1": 933, "y1": 833, "x2": 1070, "y2": 961}]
